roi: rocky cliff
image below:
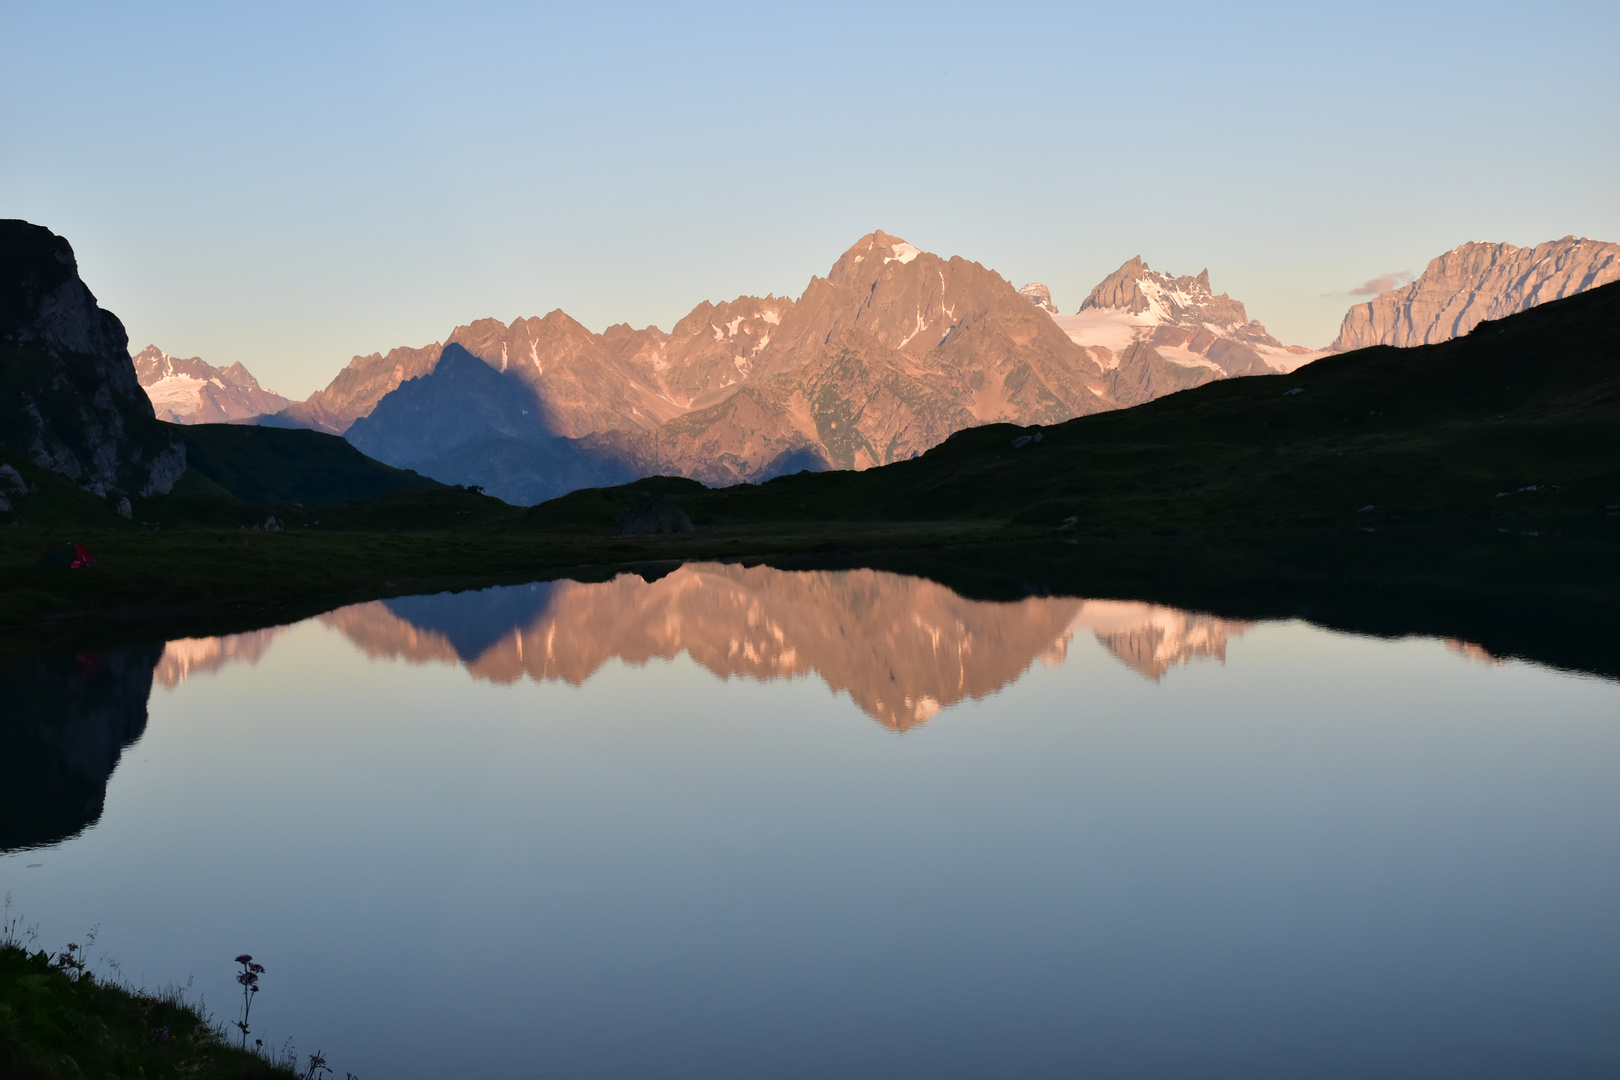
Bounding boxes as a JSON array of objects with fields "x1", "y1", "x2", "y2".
[
  {"x1": 1330, "y1": 236, "x2": 1620, "y2": 351},
  {"x1": 1051, "y1": 256, "x2": 1324, "y2": 406},
  {"x1": 0, "y1": 220, "x2": 184, "y2": 500},
  {"x1": 134, "y1": 345, "x2": 290, "y2": 423}
]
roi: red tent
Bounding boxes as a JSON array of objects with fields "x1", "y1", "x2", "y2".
[{"x1": 37, "y1": 542, "x2": 95, "y2": 569}]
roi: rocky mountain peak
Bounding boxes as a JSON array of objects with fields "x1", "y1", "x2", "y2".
[
  {"x1": 1051, "y1": 255, "x2": 1319, "y2": 387},
  {"x1": 1078, "y1": 255, "x2": 1256, "y2": 337},
  {"x1": 827, "y1": 230, "x2": 929, "y2": 290},
  {"x1": 1019, "y1": 283, "x2": 1058, "y2": 314},
  {"x1": 0, "y1": 220, "x2": 184, "y2": 498},
  {"x1": 0, "y1": 223, "x2": 131, "y2": 361},
  {"x1": 133, "y1": 344, "x2": 290, "y2": 424},
  {"x1": 1330, "y1": 235, "x2": 1620, "y2": 351}
]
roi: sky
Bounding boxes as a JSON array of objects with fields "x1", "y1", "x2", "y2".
[{"x1": 4, "y1": 1, "x2": 1618, "y2": 399}]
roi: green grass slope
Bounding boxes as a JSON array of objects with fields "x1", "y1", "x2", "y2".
[{"x1": 0, "y1": 944, "x2": 295, "y2": 1080}]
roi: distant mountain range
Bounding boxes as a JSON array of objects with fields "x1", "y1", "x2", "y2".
[
  {"x1": 132, "y1": 345, "x2": 290, "y2": 423},
  {"x1": 130, "y1": 231, "x2": 1620, "y2": 504}
]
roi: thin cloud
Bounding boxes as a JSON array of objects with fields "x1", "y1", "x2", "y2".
[{"x1": 1349, "y1": 271, "x2": 1415, "y2": 296}]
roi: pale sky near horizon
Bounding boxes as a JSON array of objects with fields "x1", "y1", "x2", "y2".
[{"x1": 4, "y1": 1, "x2": 1617, "y2": 399}]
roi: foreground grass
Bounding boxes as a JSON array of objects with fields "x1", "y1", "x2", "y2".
[{"x1": 0, "y1": 944, "x2": 295, "y2": 1080}]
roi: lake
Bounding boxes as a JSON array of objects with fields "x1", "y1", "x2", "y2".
[{"x1": 3, "y1": 562, "x2": 1618, "y2": 1078}]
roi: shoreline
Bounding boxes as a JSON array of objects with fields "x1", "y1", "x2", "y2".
[{"x1": 4, "y1": 522, "x2": 1616, "y2": 681}]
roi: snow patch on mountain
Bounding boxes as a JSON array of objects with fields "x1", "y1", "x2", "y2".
[
  {"x1": 1050, "y1": 308, "x2": 1159, "y2": 354},
  {"x1": 885, "y1": 241, "x2": 921, "y2": 265},
  {"x1": 1056, "y1": 258, "x2": 1325, "y2": 375},
  {"x1": 133, "y1": 345, "x2": 290, "y2": 424}
]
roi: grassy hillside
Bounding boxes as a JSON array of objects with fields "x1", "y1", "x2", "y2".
[
  {"x1": 0, "y1": 422, "x2": 446, "y2": 530},
  {"x1": 165, "y1": 422, "x2": 442, "y2": 504},
  {"x1": 0, "y1": 943, "x2": 296, "y2": 1080}
]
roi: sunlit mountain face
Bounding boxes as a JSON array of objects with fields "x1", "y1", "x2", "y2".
[{"x1": 152, "y1": 565, "x2": 1254, "y2": 729}]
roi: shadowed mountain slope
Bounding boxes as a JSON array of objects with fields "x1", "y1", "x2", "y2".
[
  {"x1": 345, "y1": 344, "x2": 636, "y2": 504},
  {"x1": 265, "y1": 342, "x2": 445, "y2": 434}
]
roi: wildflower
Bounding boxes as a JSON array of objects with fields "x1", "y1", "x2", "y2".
[{"x1": 233, "y1": 952, "x2": 264, "y2": 1048}]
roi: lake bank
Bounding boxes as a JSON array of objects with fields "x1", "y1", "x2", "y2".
[{"x1": 3, "y1": 520, "x2": 1615, "y2": 681}]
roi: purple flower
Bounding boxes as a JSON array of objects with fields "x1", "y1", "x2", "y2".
[{"x1": 235, "y1": 953, "x2": 253, "y2": 964}]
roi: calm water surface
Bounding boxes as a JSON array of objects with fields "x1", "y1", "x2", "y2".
[{"x1": 3, "y1": 563, "x2": 1618, "y2": 1078}]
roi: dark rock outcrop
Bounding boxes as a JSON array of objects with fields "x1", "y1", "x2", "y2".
[{"x1": 0, "y1": 220, "x2": 184, "y2": 497}]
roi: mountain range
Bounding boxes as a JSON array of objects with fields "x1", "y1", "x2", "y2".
[
  {"x1": 133, "y1": 345, "x2": 290, "y2": 423},
  {"x1": 262, "y1": 231, "x2": 1330, "y2": 502},
  {"x1": 129, "y1": 230, "x2": 1619, "y2": 504}
]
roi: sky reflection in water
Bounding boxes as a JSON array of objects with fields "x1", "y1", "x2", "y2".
[{"x1": 4, "y1": 564, "x2": 1618, "y2": 1079}]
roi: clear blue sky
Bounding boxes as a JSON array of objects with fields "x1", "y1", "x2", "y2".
[{"x1": 5, "y1": 1, "x2": 1617, "y2": 397}]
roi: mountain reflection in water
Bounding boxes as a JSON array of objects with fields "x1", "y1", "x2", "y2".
[
  {"x1": 4, "y1": 567, "x2": 1256, "y2": 852},
  {"x1": 0, "y1": 645, "x2": 162, "y2": 852},
  {"x1": 166, "y1": 565, "x2": 1252, "y2": 729}
]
